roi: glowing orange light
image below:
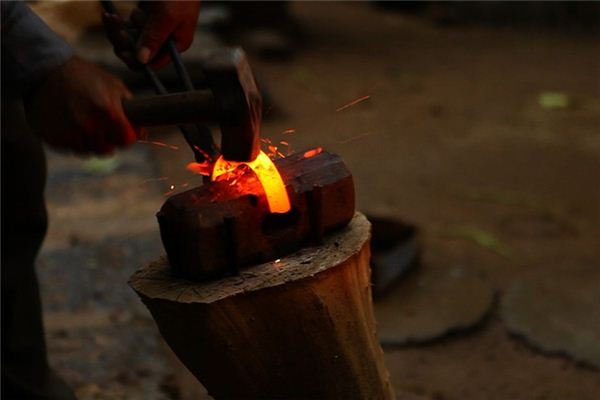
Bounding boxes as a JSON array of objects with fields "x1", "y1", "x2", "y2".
[
  {"x1": 186, "y1": 161, "x2": 213, "y2": 176},
  {"x1": 303, "y1": 147, "x2": 323, "y2": 159},
  {"x1": 163, "y1": 184, "x2": 176, "y2": 196},
  {"x1": 336, "y1": 95, "x2": 371, "y2": 112},
  {"x1": 212, "y1": 150, "x2": 291, "y2": 214},
  {"x1": 137, "y1": 140, "x2": 179, "y2": 150}
]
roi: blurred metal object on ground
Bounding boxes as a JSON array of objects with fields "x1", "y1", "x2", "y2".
[{"x1": 368, "y1": 215, "x2": 420, "y2": 298}]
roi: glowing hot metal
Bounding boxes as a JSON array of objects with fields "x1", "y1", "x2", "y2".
[{"x1": 211, "y1": 150, "x2": 291, "y2": 214}]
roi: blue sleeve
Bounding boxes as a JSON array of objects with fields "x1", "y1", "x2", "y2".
[{"x1": 1, "y1": 1, "x2": 74, "y2": 95}]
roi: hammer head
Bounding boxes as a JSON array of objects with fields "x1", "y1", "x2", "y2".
[{"x1": 203, "y1": 48, "x2": 262, "y2": 162}]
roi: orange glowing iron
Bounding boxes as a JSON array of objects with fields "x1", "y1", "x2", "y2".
[{"x1": 211, "y1": 151, "x2": 291, "y2": 214}]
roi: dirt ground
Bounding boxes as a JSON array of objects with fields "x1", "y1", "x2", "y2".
[{"x1": 38, "y1": 2, "x2": 599, "y2": 399}]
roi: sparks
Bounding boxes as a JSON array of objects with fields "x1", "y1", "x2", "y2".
[
  {"x1": 163, "y1": 184, "x2": 176, "y2": 196},
  {"x1": 137, "y1": 140, "x2": 179, "y2": 150},
  {"x1": 261, "y1": 138, "x2": 287, "y2": 160},
  {"x1": 192, "y1": 145, "x2": 214, "y2": 163},
  {"x1": 186, "y1": 161, "x2": 213, "y2": 176},
  {"x1": 335, "y1": 95, "x2": 371, "y2": 112},
  {"x1": 212, "y1": 150, "x2": 291, "y2": 214},
  {"x1": 303, "y1": 147, "x2": 323, "y2": 159},
  {"x1": 338, "y1": 132, "x2": 372, "y2": 144},
  {"x1": 282, "y1": 129, "x2": 296, "y2": 135},
  {"x1": 141, "y1": 176, "x2": 169, "y2": 184}
]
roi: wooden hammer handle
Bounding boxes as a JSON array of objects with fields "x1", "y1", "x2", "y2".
[{"x1": 123, "y1": 91, "x2": 219, "y2": 127}]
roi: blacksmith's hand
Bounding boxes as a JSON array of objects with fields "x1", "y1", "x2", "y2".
[
  {"x1": 103, "y1": 0, "x2": 200, "y2": 70},
  {"x1": 25, "y1": 56, "x2": 139, "y2": 155}
]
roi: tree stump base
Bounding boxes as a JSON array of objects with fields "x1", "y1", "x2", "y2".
[{"x1": 129, "y1": 213, "x2": 394, "y2": 399}]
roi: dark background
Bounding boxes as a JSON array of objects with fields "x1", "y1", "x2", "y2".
[{"x1": 31, "y1": 2, "x2": 599, "y2": 399}]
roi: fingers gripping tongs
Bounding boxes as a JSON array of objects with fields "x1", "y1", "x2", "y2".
[{"x1": 101, "y1": 0, "x2": 262, "y2": 164}]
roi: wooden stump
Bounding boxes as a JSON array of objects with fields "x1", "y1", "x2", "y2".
[{"x1": 130, "y1": 213, "x2": 394, "y2": 399}]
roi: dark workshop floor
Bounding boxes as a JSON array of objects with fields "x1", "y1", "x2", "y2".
[{"x1": 38, "y1": 2, "x2": 600, "y2": 399}]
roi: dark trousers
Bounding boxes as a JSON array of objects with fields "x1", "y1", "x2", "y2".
[{"x1": 1, "y1": 96, "x2": 75, "y2": 400}]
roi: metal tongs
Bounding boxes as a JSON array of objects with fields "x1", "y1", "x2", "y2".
[{"x1": 100, "y1": 0, "x2": 217, "y2": 163}]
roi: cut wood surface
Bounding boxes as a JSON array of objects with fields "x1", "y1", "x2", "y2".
[{"x1": 130, "y1": 213, "x2": 394, "y2": 399}]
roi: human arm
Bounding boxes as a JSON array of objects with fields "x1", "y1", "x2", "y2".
[
  {"x1": 1, "y1": 1, "x2": 139, "y2": 155},
  {"x1": 1, "y1": 1, "x2": 73, "y2": 94},
  {"x1": 25, "y1": 56, "x2": 138, "y2": 155}
]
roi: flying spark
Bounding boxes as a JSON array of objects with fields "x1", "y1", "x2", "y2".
[
  {"x1": 186, "y1": 161, "x2": 212, "y2": 176},
  {"x1": 303, "y1": 147, "x2": 323, "y2": 158},
  {"x1": 193, "y1": 145, "x2": 214, "y2": 163},
  {"x1": 336, "y1": 95, "x2": 371, "y2": 112},
  {"x1": 163, "y1": 184, "x2": 176, "y2": 196},
  {"x1": 141, "y1": 176, "x2": 169, "y2": 184},
  {"x1": 137, "y1": 140, "x2": 179, "y2": 150},
  {"x1": 338, "y1": 132, "x2": 373, "y2": 144}
]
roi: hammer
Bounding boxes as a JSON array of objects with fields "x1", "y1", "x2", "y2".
[{"x1": 123, "y1": 48, "x2": 262, "y2": 162}]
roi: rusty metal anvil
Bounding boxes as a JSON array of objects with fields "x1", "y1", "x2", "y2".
[
  {"x1": 123, "y1": 48, "x2": 262, "y2": 162},
  {"x1": 157, "y1": 149, "x2": 356, "y2": 281}
]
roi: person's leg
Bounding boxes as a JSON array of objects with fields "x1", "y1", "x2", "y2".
[{"x1": 1, "y1": 96, "x2": 75, "y2": 400}]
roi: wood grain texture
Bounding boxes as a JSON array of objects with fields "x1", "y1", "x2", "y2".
[{"x1": 130, "y1": 213, "x2": 394, "y2": 400}]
